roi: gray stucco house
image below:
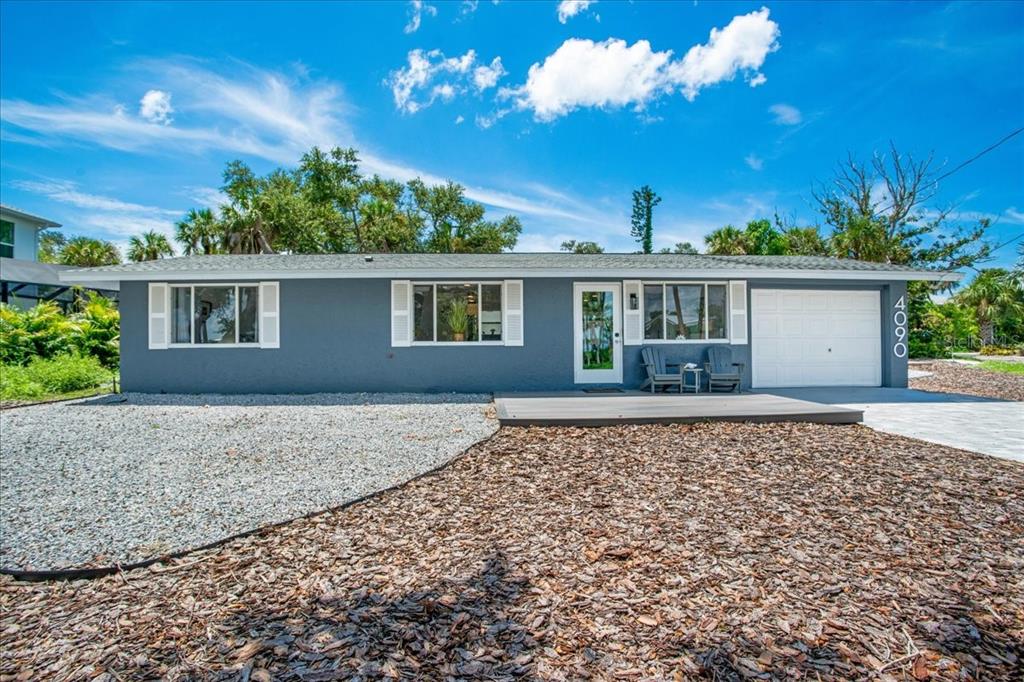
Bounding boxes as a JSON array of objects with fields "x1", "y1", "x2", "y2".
[{"x1": 64, "y1": 253, "x2": 959, "y2": 394}]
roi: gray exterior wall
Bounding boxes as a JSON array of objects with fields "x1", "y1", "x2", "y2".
[{"x1": 120, "y1": 277, "x2": 909, "y2": 394}]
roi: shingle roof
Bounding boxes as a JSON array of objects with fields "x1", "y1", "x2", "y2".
[{"x1": 61, "y1": 253, "x2": 960, "y2": 282}]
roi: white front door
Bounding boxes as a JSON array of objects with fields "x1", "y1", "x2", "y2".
[
  {"x1": 751, "y1": 288, "x2": 882, "y2": 387},
  {"x1": 573, "y1": 283, "x2": 623, "y2": 384}
]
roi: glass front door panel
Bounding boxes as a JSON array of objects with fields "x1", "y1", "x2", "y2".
[{"x1": 581, "y1": 291, "x2": 614, "y2": 370}]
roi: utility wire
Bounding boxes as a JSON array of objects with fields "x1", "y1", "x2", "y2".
[{"x1": 873, "y1": 125, "x2": 1024, "y2": 216}]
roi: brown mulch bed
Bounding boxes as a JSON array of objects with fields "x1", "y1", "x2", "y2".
[
  {"x1": 910, "y1": 361, "x2": 1024, "y2": 401},
  {"x1": 2, "y1": 423, "x2": 1023, "y2": 681}
]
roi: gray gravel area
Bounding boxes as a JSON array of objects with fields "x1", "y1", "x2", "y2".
[{"x1": 0, "y1": 393, "x2": 496, "y2": 571}]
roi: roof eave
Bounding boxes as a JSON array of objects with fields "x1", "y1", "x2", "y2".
[{"x1": 60, "y1": 267, "x2": 962, "y2": 283}]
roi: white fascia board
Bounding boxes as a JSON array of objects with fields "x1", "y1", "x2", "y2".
[{"x1": 60, "y1": 267, "x2": 963, "y2": 283}]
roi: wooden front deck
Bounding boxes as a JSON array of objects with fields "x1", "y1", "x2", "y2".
[{"x1": 494, "y1": 391, "x2": 863, "y2": 427}]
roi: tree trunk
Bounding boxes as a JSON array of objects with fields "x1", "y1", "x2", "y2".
[{"x1": 980, "y1": 318, "x2": 995, "y2": 346}]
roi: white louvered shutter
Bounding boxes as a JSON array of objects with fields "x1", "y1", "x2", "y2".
[
  {"x1": 259, "y1": 281, "x2": 280, "y2": 349},
  {"x1": 391, "y1": 280, "x2": 412, "y2": 347},
  {"x1": 148, "y1": 283, "x2": 169, "y2": 349},
  {"x1": 503, "y1": 280, "x2": 524, "y2": 346},
  {"x1": 729, "y1": 280, "x2": 748, "y2": 345},
  {"x1": 622, "y1": 279, "x2": 643, "y2": 345}
]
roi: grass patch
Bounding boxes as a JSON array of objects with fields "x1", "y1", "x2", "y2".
[
  {"x1": 979, "y1": 360, "x2": 1024, "y2": 375},
  {"x1": 0, "y1": 355, "x2": 115, "y2": 403}
]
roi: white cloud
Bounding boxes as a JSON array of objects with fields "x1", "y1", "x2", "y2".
[
  {"x1": 502, "y1": 38, "x2": 672, "y2": 121},
  {"x1": 13, "y1": 179, "x2": 180, "y2": 242},
  {"x1": 557, "y1": 0, "x2": 596, "y2": 24},
  {"x1": 473, "y1": 57, "x2": 507, "y2": 91},
  {"x1": 504, "y1": 7, "x2": 780, "y2": 121},
  {"x1": 139, "y1": 89, "x2": 173, "y2": 124},
  {"x1": 404, "y1": 0, "x2": 437, "y2": 33},
  {"x1": 744, "y1": 153, "x2": 764, "y2": 171},
  {"x1": 388, "y1": 48, "x2": 505, "y2": 114},
  {"x1": 748, "y1": 73, "x2": 767, "y2": 87},
  {"x1": 1, "y1": 61, "x2": 350, "y2": 164},
  {"x1": 769, "y1": 103, "x2": 802, "y2": 125},
  {"x1": 0, "y1": 59, "x2": 622, "y2": 234},
  {"x1": 182, "y1": 185, "x2": 228, "y2": 209},
  {"x1": 460, "y1": 0, "x2": 479, "y2": 15},
  {"x1": 12, "y1": 179, "x2": 180, "y2": 216},
  {"x1": 666, "y1": 8, "x2": 779, "y2": 100},
  {"x1": 454, "y1": 115, "x2": 465, "y2": 124}
]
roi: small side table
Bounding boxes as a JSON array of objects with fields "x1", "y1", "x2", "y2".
[{"x1": 682, "y1": 367, "x2": 703, "y2": 393}]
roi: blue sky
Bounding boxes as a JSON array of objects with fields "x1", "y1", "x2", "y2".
[{"x1": 1, "y1": 0, "x2": 1022, "y2": 268}]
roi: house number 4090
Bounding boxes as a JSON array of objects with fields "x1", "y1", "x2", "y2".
[{"x1": 893, "y1": 295, "x2": 908, "y2": 358}]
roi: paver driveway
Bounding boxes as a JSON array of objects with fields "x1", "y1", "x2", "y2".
[{"x1": 764, "y1": 387, "x2": 1024, "y2": 461}]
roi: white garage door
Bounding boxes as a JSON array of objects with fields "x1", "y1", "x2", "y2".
[{"x1": 752, "y1": 289, "x2": 881, "y2": 388}]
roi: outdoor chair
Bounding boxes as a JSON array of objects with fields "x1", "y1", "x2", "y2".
[
  {"x1": 704, "y1": 346, "x2": 744, "y2": 393},
  {"x1": 640, "y1": 346, "x2": 683, "y2": 393}
]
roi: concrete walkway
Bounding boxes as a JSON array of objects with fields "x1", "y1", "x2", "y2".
[{"x1": 763, "y1": 387, "x2": 1024, "y2": 462}]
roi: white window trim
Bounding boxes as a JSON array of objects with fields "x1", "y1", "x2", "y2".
[
  {"x1": 640, "y1": 280, "x2": 731, "y2": 344},
  {"x1": 167, "y1": 282, "x2": 262, "y2": 349},
  {"x1": 410, "y1": 280, "x2": 506, "y2": 346}
]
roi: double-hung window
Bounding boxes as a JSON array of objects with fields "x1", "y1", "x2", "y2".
[
  {"x1": 642, "y1": 282, "x2": 729, "y2": 342},
  {"x1": 412, "y1": 282, "x2": 503, "y2": 343},
  {"x1": 170, "y1": 284, "x2": 260, "y2": 346},
  {"x1": 0, "y1": 220, "x2": 14, "y2": 259}
]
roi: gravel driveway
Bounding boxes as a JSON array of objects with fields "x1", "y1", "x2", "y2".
[{"x1": 0, "y1": 393, "x2": 496, "y2": 571}]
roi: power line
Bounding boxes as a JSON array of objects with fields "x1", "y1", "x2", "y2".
[
  {"x1": 931, "y1": 125, "x2": 1024, "y2": 187},
  {"x1": 872, "y1": 125, "x2": 1024, "y2": 216}
]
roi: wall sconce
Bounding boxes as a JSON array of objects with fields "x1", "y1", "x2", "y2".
[{"x1": 629, "y1": 292, "x2": 639, "y2": 310}]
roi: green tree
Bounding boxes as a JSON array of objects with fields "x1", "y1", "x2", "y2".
[
  {"x1": 955, "y1": 268, "x2": 1024, "y2": 345},
  {"x1": 630, "y1": 185, "x2": 661, "y2": 254},
  {"x1": 408, "y1": 179, "x2": 521, "y2": 253},
  {"x1": 704, "y1": 225, "x2": 747, "y2": 255},
  {"x1": 782, "y1": 226, "x2": 830, "y2": 256},
  {"x1": 742, "y1": 218, "x2": 787, "y2": 255},
  {"x1": 58, "y1": 237, "x2": 121, "y2": 267},
  {"x1": 561, "y1": 239, "x2": 604, "y2": 254},
  {"x1": 37, "y1": 230, "x2": 67, "y2": 263},
  {"x1": 658, "y1": 241, "x2": 699, "y2": 255},
  {"x1": 175, "y1": 208, "x2": 224, "y2": 255},
  {"x1": 127, "y1": 230, "x2": 175, "y2": 262}
]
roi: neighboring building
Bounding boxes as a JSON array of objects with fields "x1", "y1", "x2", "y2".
[
  {"x1": 63, "y1": 253, "x2": 960, "y2": 393},
  {"x1": 0, "y1": 204, "x2": 119, "y2": 309}
]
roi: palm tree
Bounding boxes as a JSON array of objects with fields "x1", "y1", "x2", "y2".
[
  {"x1": 127, "y1": 231, "x2": 175, "y2": 262},
  {"x1": 704, "y1": 225, "x2": 747, "y2": 255},
  {"x1": 175, "y1": 208, "x2": 223, "y2": 255},
  {"x1": 955, "y1": 269, "x2": 1024, "y2": 345},
  {"x1": 58, "y1": 237, "x2": 121, "y2": 267}
]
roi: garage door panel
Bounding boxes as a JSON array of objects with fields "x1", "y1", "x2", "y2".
[
  {"x1": 803, "y1": 292, "x2": 829, "y2": 311},
  {"x1": 752, "y1": 288, "x2": 881, "y2": 388},
  {"x1": 753, "y1": 290, "x2": 778, "y2": 312},
  {"x1": 781, "y1": 292, "x2": 805, "y2": 312},
  {"x1": 803, "y1": 317, "x2": 829, "y2": 337},
  {"x1": 753, "y1": 315, "x2": 779, "y2": 337}
]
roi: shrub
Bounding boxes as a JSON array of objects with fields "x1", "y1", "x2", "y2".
[
  {"x1": 909, "y1": 335, "x2": 949, "y2": 360},
  {"x1": 0, "y1": 302, "x2": 76, "y2": 364},
  {"x1": 0, "y1": 295, "x2": 120, "y2": 368},
  {"x1": 0, "y1": 355, "x2": 111, "y2": 400},
  {"x1": 979, "y1": 344, "x2": 1021, "y2": 356},
  {"x1": 69, "y1": 294, "x2": 120, "y2": 368}
]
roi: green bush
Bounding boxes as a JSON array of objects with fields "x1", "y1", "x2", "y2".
[
  {"x1": 0, "y1": 302, "x2": 76, "y2": 364},
  {"x1": 0, "y1": 355, "x2": 111, "y2": 400},
  {"x1": 909, "y1": 335, "x2": 949, "y2": 359},
  {"x1": 69, "y1": 294, "x2": 120, "y2": 368},
  {"x1": 0, "y1": 295, "x2": 120, "y2": 368},
  {"x1": 979, "y1": 344, "x2": 1021, "y2": 356}
]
